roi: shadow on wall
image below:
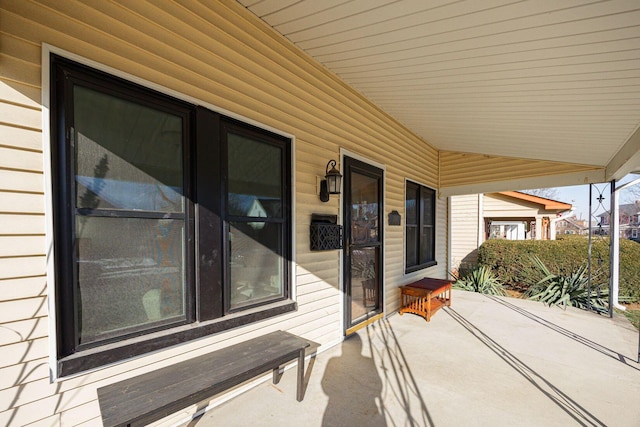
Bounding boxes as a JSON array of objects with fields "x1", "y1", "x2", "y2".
[
  {"x1": 0, "y1": 278, "x2": 66, "y2": 425},
  {"x1": 452, "y1": 249, "x2": 479, "y2": 274},
  {"x1": 460, "y1": 249, "x2": 479, "y2": 270}
]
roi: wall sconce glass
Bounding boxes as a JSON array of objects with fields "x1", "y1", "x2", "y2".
[{"x1": 320, "y1": 160, "x2": 342, "y2": 202}]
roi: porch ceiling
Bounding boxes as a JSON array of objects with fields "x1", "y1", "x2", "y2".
[{"x1": 238, "y1": 0, "x2": 640, "y2": 184}]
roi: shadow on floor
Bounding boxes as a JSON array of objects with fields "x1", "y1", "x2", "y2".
[
  {"x1": 321, "y1": 333, "x2": 386, "y2": 426},
  {"x1": 485, "y1": 295, "x2": 640, "y2": 369},
  {"x1": 367, "y1": 319, "x2": 435, "y2": 427},
  {"x1": 445, "y1": 306, "x2": 607, "y2": 427},
  {"x1": 320, "y1": 317, "x2": 437, "y2": 427}
]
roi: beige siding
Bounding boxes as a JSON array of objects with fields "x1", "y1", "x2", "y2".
[
  {"x1": 0, "y1": 0, "x2": 445, "y2": 424},
  {"x1": 450, "y1": 192, "x2": 559, "y2": 270},
  {"x1": 484, "y1": 193, "x2": 543, "y2": 217},
  {"x1": 439, "y1": 150, "x2": 602, "y2": 189},
  {"x1": 0, "y1": 358, "x2": 49, "y2": 391},
  {"x1": 450, "y1": 194, "x2": 481, "y2": 270},
  {"x1": 384, "y1": 191, "x2": 448, "y2": 313}
]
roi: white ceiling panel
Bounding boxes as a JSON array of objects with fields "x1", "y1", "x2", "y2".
[{"x1": 239, "y1": 0, "x2": 640, "y2": 179}]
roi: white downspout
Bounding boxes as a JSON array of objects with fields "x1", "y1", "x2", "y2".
[
  {"x1": 478, "y1": 194, "x2": 484, "y2": 248},
  {"x1": 447, "y1": 196, "x2": 452, "y2": 279}
]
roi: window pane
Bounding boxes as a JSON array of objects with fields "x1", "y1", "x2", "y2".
[
  {"x1": 406, "y1": 226, "x2": 418, "y2": 267},
  {"x1": 420, "y1": 226, "x2": 434, "y2": 264},
  {"x1": 229, "y1": 222, "x2": 284, "y2": 310},
  {"x1": 421, "y1": 190, "x2": 434, "y2": 225},
  {"x1": 74, "y1": 86, "x2": 184, "y2": 213},
  {"x1": 76, "y1": 217, "x2": 186, "y2": 344},
  {"x1": 406, "y1": 182, "x2": 436, "y2": 270},
  {"x1": 406, "y1": 185, "x2": 417, "y2": 225},
  {"x1": 228, "y1": 133, "x2": 282, "y2": 217}
]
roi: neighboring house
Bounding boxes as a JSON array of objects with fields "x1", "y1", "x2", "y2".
[
  {"x1": 597, "y1": 201, "x2": 640, "y2": 239},
  {"x1": 0, "y1": 2, "x2": 636, "y2": 426},
  {"x1": 450, "y1": 192, "x2": 572, "y2": 270},
  {"x1": 556, "y1": 215, "x2": 589, "y2": 236}
]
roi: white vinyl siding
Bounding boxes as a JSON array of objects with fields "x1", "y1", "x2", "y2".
[
  {"x1": 450, "y1": 194, "x2": 481, "y2": 270},
  {"x1": 484, "y1": 193, "x2": 544, "y2": 217}
]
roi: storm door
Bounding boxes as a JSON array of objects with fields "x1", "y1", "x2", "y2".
[{"x1": 343, "y1": 156, "x2": 383, "y2": 334}]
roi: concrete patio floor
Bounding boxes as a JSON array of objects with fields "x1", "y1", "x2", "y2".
[{"x1": 186, "y1": 290, "x2": 640, "y2": 427}]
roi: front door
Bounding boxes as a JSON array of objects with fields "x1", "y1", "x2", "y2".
[{"x1": 343, "y1": 156, "x2": 383, "y2": 334}]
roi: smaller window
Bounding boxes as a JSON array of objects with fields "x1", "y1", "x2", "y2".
[{"x1": 405, "y1": 181, "x2": 436, "y2": 272}]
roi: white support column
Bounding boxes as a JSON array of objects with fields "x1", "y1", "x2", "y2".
[
  {"x1": 534, "y1": 215, "x2": 543, "y2": 240},
  {"x1": 611, "y1": 181, "x2": 625, "y2": 312}
]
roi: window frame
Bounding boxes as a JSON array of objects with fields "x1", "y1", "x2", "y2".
[
  {"x1": 221, "y1": 119, "x2": 292, "y2": 314},
  {"x1": 405, "y1": 180, "x2": 437, "y2": 273},
  {"x1": 50, "y1": 55, "x2": 295, "y2": 377}
]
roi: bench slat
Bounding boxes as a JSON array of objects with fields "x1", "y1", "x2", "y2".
[{"x1": 98, "y1": 331, "x2": 311, "y2": 427}]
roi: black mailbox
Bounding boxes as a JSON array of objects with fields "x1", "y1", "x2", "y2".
[{"x1": 310, "y1": 214, "x2": 343, "y2": 251}]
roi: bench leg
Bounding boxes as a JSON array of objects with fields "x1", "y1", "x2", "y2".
[
  {"x1": 296, "y1": 349, "x2": 305, "y2": 402},
  {"x1": 273, "y1": 365, "x2": 284, "y2": 384}
]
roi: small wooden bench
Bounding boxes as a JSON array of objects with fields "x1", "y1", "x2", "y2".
[
  {"x1": 98, "y1": 330, "x2": 317, "y2": 427},
  {"x1": 399, "y1": 277, "x2": 452, "y2": 321}
]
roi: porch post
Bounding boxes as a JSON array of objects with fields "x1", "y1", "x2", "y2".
[
  {"x1": 534, "y1": 215, "x2": 543, "y2": 240},
  {"x1": 609, "y1": 180, "x2": 617, "y2": 318},
  {"x1": 549, "y1": 218, "x2": 557, "y2": 240}
]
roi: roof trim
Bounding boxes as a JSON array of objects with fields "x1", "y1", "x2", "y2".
[
  {"x1": 497, "y1": 191, "x2": 572, "y2": 210},
  {"x1": 438, "y1": 168, "x2": 605, "y2": 198},
  {"x1": 606, "y1": 124, "x2": 640, "y2": 181}
]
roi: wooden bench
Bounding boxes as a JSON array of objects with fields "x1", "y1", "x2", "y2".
[
  {"x1": 98, "y1": 330, "x2": 317, "y2": 427},
  {"x1": 399, "y1": 277, "x2": 452, "y2": 321}
]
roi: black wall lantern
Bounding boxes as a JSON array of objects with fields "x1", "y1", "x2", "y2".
[{"x1": 320, "y1": 160, "x2": 342, "y2": 202}]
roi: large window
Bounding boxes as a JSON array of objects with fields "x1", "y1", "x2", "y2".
[
  {"x1": 51, "y1": 56, "x2": 293, "y2": 375},
  {"x1": 405, "y1": 181, "x2": 436, "y2": 272}
]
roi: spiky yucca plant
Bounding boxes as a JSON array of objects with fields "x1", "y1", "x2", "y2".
[
  {"x1": 453, "y1": 265, "x2": 507, "y2": 296},
  {"x1": 525, "y1": 256, "x2": 608, "y2": 314}
]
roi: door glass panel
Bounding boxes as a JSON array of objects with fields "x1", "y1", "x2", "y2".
[
  {"x1": 350, "y1": 173, "x2": 379, "y2": 244},
  {"x1": 350, "y1": 247, "x2": 379, "y2": 322},
  {"x1": 76, "y1": 217, "x2": 186, "y2": 345}
]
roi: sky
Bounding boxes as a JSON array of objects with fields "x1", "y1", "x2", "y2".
[{"x1": 526, "y1": 173, "x2": 640, "y2": 221}]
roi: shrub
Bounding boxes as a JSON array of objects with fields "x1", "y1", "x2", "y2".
[
  {"x1": 452, "y1": 265, "x2": 507, "y2": 296},
  {"x1": 524, "y1": 256, "x2": 608, "y2": 314},
  {"x1": 477, "y1": 235, "x2": 640, "y2": 302}
]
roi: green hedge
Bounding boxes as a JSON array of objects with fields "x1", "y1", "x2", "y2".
[{"x1": 477, "y1": 235, "x2": 640, "y2": 302}]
